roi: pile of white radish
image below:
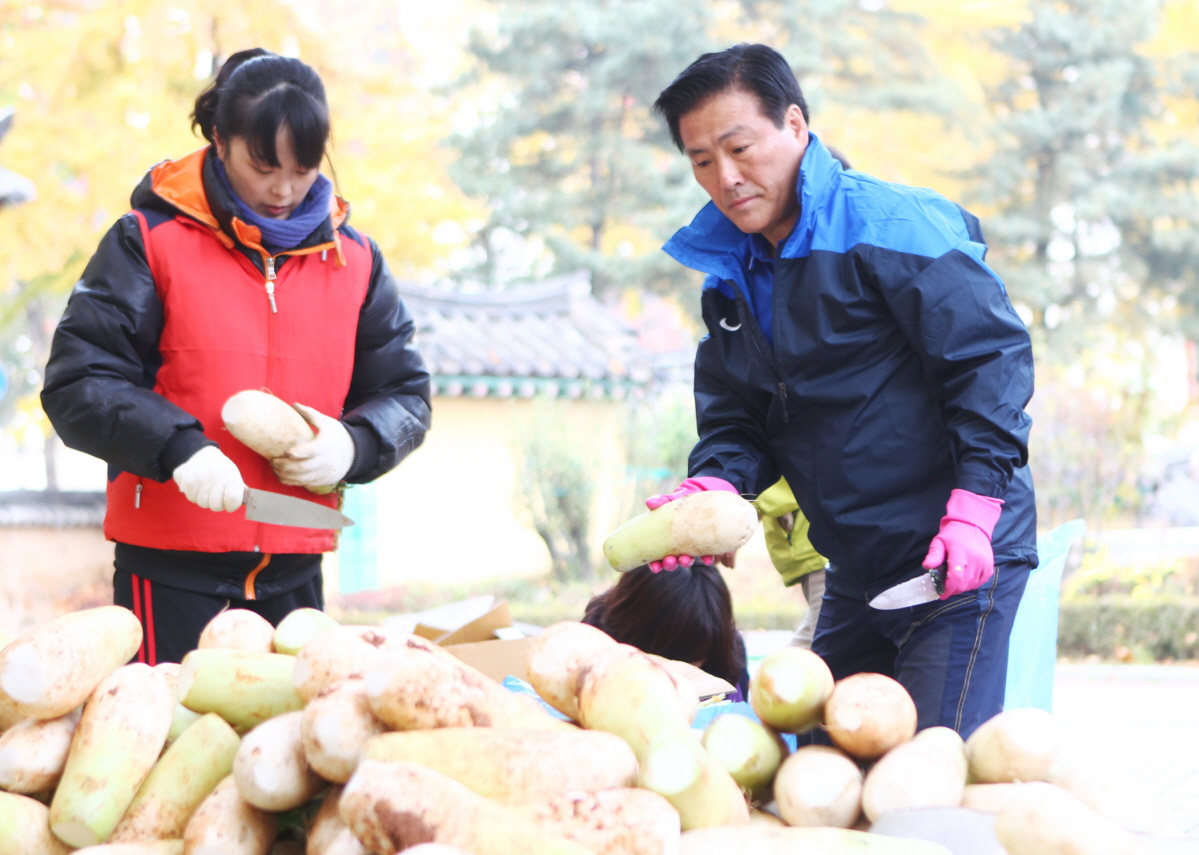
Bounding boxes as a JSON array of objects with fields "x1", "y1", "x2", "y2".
[{"x1": 0, "y1": 606, "x2": 1174, "y2": 855}]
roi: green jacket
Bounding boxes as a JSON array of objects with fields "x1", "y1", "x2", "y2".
[{"x1": 754, "y1": 478, "x2": 827, "y2": 586}]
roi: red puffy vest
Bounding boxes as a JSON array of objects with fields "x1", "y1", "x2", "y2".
[{"x1": 104, "y1": 149, "x2": 372, "y2": 554}]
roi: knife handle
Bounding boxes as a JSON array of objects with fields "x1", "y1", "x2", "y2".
[{"x1": 930, "y1": 564, "x2": 947, "y2": 596}]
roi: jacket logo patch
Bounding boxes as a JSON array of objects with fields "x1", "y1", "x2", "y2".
[{"x1": 719, "y1": 317, "x2": 742, "y2": 332}]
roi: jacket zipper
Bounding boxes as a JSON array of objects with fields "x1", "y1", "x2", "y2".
[
  {"x1": 258, "y1": 251, "x2": 284, "y2": 553},
  {"x1": 732, "y1": 289, "x2": 790, "y2": 424},
  {"x1": 265, "y1": 255, "x2": 278, "y2": 313},
  {"x1": 135, "y1": 481, "x2": 142, "y2": 508}
]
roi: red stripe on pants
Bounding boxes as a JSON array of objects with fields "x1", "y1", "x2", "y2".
[
  {"x1": 130, "y1": 573, "x2": 146, "y2": 664},
  {"x1": 142, "y1": 577, "x2": 157, "y2": 666}
]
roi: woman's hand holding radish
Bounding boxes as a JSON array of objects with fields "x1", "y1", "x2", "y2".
[{"x1": 271, "y1": 403, "x2": 355, "y2": 488}]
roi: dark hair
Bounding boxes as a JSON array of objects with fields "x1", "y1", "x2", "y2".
[
  {"x1": 191, "y1": 49, "x2": 329, "y2": 170},
  {"x1": 654, "y1": 43, "x2": 809, "y2": 153},
  {"x1": 582, "y1": 563, "x2": 746, "y2": 689}
]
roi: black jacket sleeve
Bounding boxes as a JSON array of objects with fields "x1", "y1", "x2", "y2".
[
  {"x1": 871, "y1": 241, "x2": 1034, "y2": 499},
  {"x1": 341, "y1": 238, "x2": 432, "y2": 484},
  {"x1": 41, "y1": 213, "x2": 214, "y2": 482}
]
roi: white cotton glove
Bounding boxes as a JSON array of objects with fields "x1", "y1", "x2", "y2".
[
  {"x1": 173, "y1": 445, "x2": 246, "y2": 512},
  {"x1": 270, "y1": 403, "x2": 355, "y2": 488}
]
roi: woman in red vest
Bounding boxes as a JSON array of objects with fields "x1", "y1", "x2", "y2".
[{"x1": 42, "y1": 49, "x2": 431, "y2": 663}]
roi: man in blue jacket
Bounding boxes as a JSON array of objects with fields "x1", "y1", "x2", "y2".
[{"x1": 646, "y1": 44, "x2": 1038, "y2": 738}]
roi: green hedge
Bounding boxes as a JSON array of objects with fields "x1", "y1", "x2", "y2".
[{"x1": 1057, "y1": 598, "x2": 1199, "y2": 661}]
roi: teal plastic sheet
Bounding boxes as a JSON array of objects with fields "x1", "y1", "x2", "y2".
[
  {"x1": 337, "y1": 483, "x2": 378, "y2": 594},
  {"x1": 1004, "y1": 519, "x2": 1086, "y2": 712}
]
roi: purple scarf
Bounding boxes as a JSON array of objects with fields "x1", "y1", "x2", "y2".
[{"x1": 212, "y1": 156, "x2": 334, "y2": 254}]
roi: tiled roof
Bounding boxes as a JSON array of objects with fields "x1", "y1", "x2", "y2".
[{"x1": 396, "y1": 272, "x2": 656, "y2": 399}]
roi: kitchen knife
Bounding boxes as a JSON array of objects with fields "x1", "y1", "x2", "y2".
[
  {"x1": 243, "y1": 487, "x2": 354, "y2": 530},
  {"x1": 868, "y1": 565, "x2": 946, "y2": 610}
]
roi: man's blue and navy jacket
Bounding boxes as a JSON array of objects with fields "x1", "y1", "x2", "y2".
[{"x1": 664, "y1": 135, "x2": 1038, "y2": 601}]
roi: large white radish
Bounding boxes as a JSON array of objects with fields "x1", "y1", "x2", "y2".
[
  {"x1": 301, "y1": 677, "x2": 386, "y2": 783},
  {"x1": 0, "y1": 692, "x2": 24, "y2": 731},
  {"x1": 576, "y1": 648, "x2": 693, "y2": 760},
  {"x1": 645, "y1": 654, "x2": 702, "y2": 724},
  {"x1": 273, "y1": 608, "x2": 340, "y2": 656},
  {"x1": 748, "y1": 647, "x2": 833, "y2": 734},
  {"x1": 167, "y1": 703, "x2": 204, "y2": 745},
  {"x1": 293, "y1": 626, "x2": 388, "y2": 703},
  {"x1": 700, "y1": 713, "x2": 785, "y2": 801},
  {"x1": 992, "y1": 781, "x2": 1152, "y2": 855},
  {"x1": 531, "y1": 787, "x2": 682, "y2": 855},
  {"x1": 525, "y1": 621, "x2": 620, "y2": 721},
  {"x1": 307, "y1": 786, "x2": 371, "y2": 855},
  {"x1": 221, "y1": 390, "x2": 333, "y2": 494},
  {"x1": 338, "y1": 758, "x2": 597, "y2": 855},
  {"x1": 0, "y1": 707, "x2": 80, "y2": 793},
  {"x1": 362, "y1": 727, "x2": 638, "y2": 802},
  {"x1": 0, "y1": 628, "x2": 17, "y2": 731},
  {"x1": 0, "y1": 791, "x2": 74, "y2": 855},
  {"x1": 198, "y1": 609, "x2": 276, "y2": 653},
  {"x1": 965, "y1": 707, "x2": 1058, "y2": 783},
  {"x1": 222, "y1": 390, "x2": 314, "y2": 457},
  {"x1": 154, "y1": 664, "x2": 203, "y2": 745},
  {"x1": 603, "y1": 490, "x2": 759, "y2": 571},
  {"x1": 637, "y1": 730, "x2": 750, "y2": 830},
  {"x1": 71, "y1": 843, "x2": 185, "y2": 854},
  {"x1": 177, "y1": 649, "x2": 303, "y2": 730},
  {"x1": 49, "y1": 663, "x2": 175, "y2": 848},
  {"x1": 861, "y1": 726, "x2": 968, "y2": 821},
  {"x1": 183, "y1": 774, "x2": 277, "y2": 855},
  {"x1": 823, "y1": 672, "x2": 917, "y2": 760},
  {"x1": 0, "y1": 606, "x2": 142, "y2": 720},
  {"x1": 233, "y1": 711, "x2": 323, "y2": 812},
  {"x1": 364, "y1": 645, "x2": 563, "y2": 731},
  {"x1": 108, "y1": 712, "x2": 240, "y2": 842},
  {"x1": 772, "y1": 744, "x2": 863, "y2": 829}
]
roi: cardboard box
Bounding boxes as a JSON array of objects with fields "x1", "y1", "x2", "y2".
[
  {"x1": 415, "y1": 599, "x2": 513, "y2": 647},
  {"x1": 445, "y1": 636, "x2": 538, "y2": 683}
]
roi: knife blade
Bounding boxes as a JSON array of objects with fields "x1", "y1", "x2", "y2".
[
  {"x1": 868, "y1": 565, "x2": 946, "y2": 610},
  {"x1": 242, "y1": 488, "x2": 354, "y2": 530}
]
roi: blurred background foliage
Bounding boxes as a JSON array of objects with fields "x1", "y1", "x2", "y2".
[{"x1": 3, "y1": 0, "x2": 1199, "y2": 550}]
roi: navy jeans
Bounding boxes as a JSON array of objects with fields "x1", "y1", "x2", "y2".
[{"x1": 812, "y1": 559, "x2": 1032, "y2": 739}]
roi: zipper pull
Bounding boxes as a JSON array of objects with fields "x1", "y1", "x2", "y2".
[
  {"x1": 135, "y1": 482, "x2": 142, "y2": 508},
  {"x1": 265, "y1": 256, "x2": 278, "y2": 313},
  {"x1": 778, "y1": 381, "x2": 790, "y2": 423}
]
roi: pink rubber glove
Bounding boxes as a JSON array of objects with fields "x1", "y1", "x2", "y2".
[
  {"x1": 644, "y1": 476, "x2": 739, "y2": 572},
  {"x1": 923, "y1": 488, "x2": 1005, "y2": 598}
]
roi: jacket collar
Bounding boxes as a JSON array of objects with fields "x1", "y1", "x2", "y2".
[
  {"x1": 130, "y1": 146, "x2": 350, "y2": 255},
  {"x1": 662, "y1": 133, "x2": 842, "y2": 287}
]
